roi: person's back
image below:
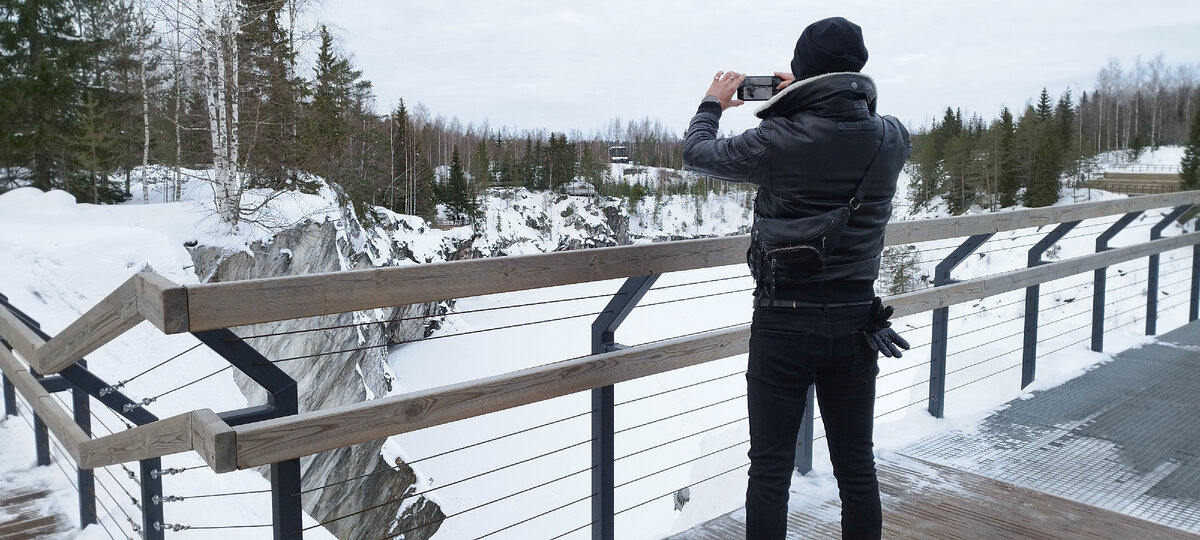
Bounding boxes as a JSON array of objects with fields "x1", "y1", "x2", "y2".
[{"x1": 681, "y1": 16, "x2": 911, "y2": 540}]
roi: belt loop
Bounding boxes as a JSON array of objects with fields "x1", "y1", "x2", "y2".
[{"x1": 791, "y1": 300, "x2": 796, "y2": 309}]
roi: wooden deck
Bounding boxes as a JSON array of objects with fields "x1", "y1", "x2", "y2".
[
  {"x1": 670, "y1": 452, "x2": 1200, "y2": 539},
  {"x1": 0, "y1": 483, "x2": 73, "y2": 539}
]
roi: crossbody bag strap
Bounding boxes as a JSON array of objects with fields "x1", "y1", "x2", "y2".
[{"x1": 847, "y1": 117, "x2": 891, "y2": 212}]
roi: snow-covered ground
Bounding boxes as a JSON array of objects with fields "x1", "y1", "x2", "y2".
[{"x1": 0, "y1": 149, "x2": 1195, "y2": 539}]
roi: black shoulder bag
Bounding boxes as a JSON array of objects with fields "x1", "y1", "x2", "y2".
[{"x1": 748, "y1": 120, "x2": 891, "y2": 297}]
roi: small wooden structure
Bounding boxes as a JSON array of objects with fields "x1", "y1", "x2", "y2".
[
  {"x1": 564, "y1": 181, "x2": 598, "y2": 197},
  {"x1": 608, "y1": 145, "x2": 629, "y2": 163}
]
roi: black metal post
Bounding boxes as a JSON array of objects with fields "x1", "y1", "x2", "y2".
[
  {"x1": 1093, "y1": 212, "x2": 1142, "y2": 352},
  {"x1": 591, "y1": 384, "x2": 615, "y2": 540},
  {"x1": 2, "y1": 373, "x2": 14, "y2": 417},
  {"x1": 1022, "y1": 221, "x2": 1080, "y2": 389},
  {"x1": 142, "y1": 459, "x2": 164, "y2": 539},
  {"x1": 1192, "y1": 242, "x2": 1200, "y2": 323},
  {"x1": 1147, "y1": 206, "x2": 1192, "y2": 336},
  {"x1": 193, "y1": 329, "x2": 301, "y2": 540},
  {"x1": 272, "y1": 458, "x2": 303, "y2": 540},
  {"x1": 589, "y1": 275, "x2": 658, "y2": 540},
  {"x1": 33, "y1": 411, "x2": 51, "y2": 466},
  {"x1": 794, "y1": 386, "x2": 815, "y2": 474},
  {"x1": 73, "y1": 361, "x2": 96, "y2": 527},
  {"x1": 929, "y1": 234, "x2": 992, "y2": 418}
]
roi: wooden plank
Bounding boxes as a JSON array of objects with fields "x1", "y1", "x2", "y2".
[
  {"x1": 0, "y1": 305, "x2": 45, "y2": 366},
  {"x1": 233, "y1": 325, "x2": 751, "y2": 468},
  {"x1": 186, "y1": 234, "x2": 749, "y2": 331},
  {"x1": 0, "y1": 484, "x2": 74, "y2": 539},
  {"x1": 77, "y1": 412, "x2": 193, "y2": 470},
  {"x1": 190, "y1": 409, "x2": 237, "y2": 473},
  {"x1": 135, "y1": 272, "x2": 189, "y2": 335},
  {"x1": 0, "y1": 346, "x2": 88, "y2": 463},
  {"x1": 883, "y1": 191, "x2": 1200, "y2": 246},
  {"x1": 184, "y1": 192, "x2": 1200, "y2": 332},
  {"x1": 888, "y1": 230, "x2": 1200, "y2": 318},
  {"x1": 35, "y1": 275, "x2": 145, "y2": 375}
]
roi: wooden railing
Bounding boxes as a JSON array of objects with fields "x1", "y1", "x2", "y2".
[{"x1": 3, "y1": 190, "x2": 1200, "y2": 538}]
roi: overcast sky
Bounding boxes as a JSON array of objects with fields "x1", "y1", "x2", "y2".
[{"x1": 314, "y1": 0, "x2": 1200, "y2": 137}]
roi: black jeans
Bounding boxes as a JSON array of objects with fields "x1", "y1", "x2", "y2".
[{"x1": 745, "y1": 304, "x2": 881, "y2": 540}]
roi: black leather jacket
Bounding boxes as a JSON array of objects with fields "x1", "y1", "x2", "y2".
[{"x1": 682, "y1": 72, "x2": 911, "y2": 302}]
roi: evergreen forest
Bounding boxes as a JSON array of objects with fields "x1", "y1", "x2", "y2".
[{"x1": 3, "y1": 0, "x2": 1200, "y2": 225}]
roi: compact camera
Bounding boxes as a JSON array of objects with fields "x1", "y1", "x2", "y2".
[{"x1": 737, "y1": 76, "x2": 783, "y2": 101}]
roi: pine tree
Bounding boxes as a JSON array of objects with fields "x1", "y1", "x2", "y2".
[
  {"x1": 1035, "y1": 88, "x2": 1054, "y2": 122},
  {"x1": 240, "y1": 0, "x2": 303, "y2": 189},
  {"x1": 387, "y1": 100, "x2": 410, "y2": 212},
  {"x1": 547, "y1": 133, "x2": 576, "y2": 191},
  {"x1": 442, "y1": 147, "x2": 476, "y2": 222},
  {"x1": 907, "y1": 126, "x2": 940, "y2": 209},
  {"x1": 470, "y1": 138, "x2": 491, "y2": 186},
  {"x1": 941, "y1": 132, "x2": 977, "y2": 214},
  {"x1": 1181, "y1": 91, "x2": 1200, "y2": 189},
  {"x1": 68, "y1": 91, "x2": 118, "y2": 204},
  {"x1": 995, "y1": 107, "x2": 1021, "y2": 207},
  {"x1": 305, "y1": 25, "x2": 362, "y2": 187},
  {"x1": 0, "y1": 0, "x2": 88, "y2": 191}
]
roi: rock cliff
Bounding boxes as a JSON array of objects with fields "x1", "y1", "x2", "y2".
[{"x1": 183, "y1": 187, "x2": 751, "y2": 538}]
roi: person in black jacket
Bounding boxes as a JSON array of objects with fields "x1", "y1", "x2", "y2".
[{"x1": 682, "y1": 17, "x2": 911, "y2": 540}]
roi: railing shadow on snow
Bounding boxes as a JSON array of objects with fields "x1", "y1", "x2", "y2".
[{"x1": 2, "y1": 191, "x2": 1200, "y2": 539}]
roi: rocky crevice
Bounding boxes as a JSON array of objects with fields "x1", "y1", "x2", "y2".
[{"x1": 187, "y1": 216, "x2": 454, "y2": 539}]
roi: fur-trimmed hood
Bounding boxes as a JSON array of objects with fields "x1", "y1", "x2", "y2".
[{"x1": 754, "y1": 72, "x2": 878, "y2": 119}]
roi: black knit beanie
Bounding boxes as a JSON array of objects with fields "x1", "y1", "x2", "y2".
[{"x1": 790, "y1": 17, "x2": 868, "y2": 79}]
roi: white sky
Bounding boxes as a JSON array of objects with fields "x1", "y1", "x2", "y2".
[{"x1": 314, "y1": 0, "x2": 1200, "y2": 137}]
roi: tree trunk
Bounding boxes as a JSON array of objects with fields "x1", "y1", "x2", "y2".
[{"x1": 139, "y1": 0, "x2": 151, "y2": 204}]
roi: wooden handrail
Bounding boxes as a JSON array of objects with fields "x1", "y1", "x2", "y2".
[
  {"x1": 224, "y1": 231, "x2": 1200, "y2": 469},
  {"x1": 881, "y1": 191, "x2": 1198, "y2": 245},
  {"x1": 0, "y1": 345, "x2": 89, "y2": 462},
  {"x1": 183, "y1": 191, "x2": 1200, "y2": 332},
  {"x1": 184, "y1": 235, "x2": 748, "y2": 332},
  {"x1": 0, "y1": 301, "x2": 45, "y2": 364},
  {"x1": 2, "y1": 271, "x2": 188, "y2": 375},
  {"x1": 77, "y1": 409, "x2": 236, "y2": 472}
]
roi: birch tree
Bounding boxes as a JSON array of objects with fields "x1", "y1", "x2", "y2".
[{"x1": 188, "y1": 0, "x2": 243, "y2": 224}]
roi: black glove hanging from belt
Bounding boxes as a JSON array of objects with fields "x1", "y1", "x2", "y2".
[{"x1": 863, "y1": 297, "x2": 910, "y2": 358}]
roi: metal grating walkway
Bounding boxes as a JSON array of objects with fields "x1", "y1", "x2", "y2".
[{"x1": 904, "y1": 320, "x2": 1200, "y2": 534}]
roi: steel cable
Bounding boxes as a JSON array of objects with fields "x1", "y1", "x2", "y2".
[
  {"x1": 306, "y1": 438, "x2": 594, "y2": 531},
  {"x1": 373, "y1": 465, "x2": 593, "y2": 539},
  {"x1": 259, "y1": 309, "x2": 615, "y2": 365},
  {"x1": 44, "y1": 393, "x2": 141, "y2": 531},
  {"x1": 228, "y1": 291, "x2": 629, "y2": 342},
  {"x1": 614, "y1": 393, "x2": 744, "y2": 436},
  {"x1": 226, "y1": 274, "x2": 753, "y2": 344},
  {"x1": 614, "y1": 439, "x2": 748, "y2": 491},
  {"x1": 472, "y1": 493, "x2": 592, "y2": 540},
  {"x1": 548, "y1": 520, "x2": 596, "y2": 540},
  {"x1": 616, "y1": 416, "x2": 748, "y2": 463},
  {"x1": 614, "y1": 461, "x2": 749, "y2": 516},
  {"x1": 616, "y1": 370, "x2": 745, "y2": 408}
]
